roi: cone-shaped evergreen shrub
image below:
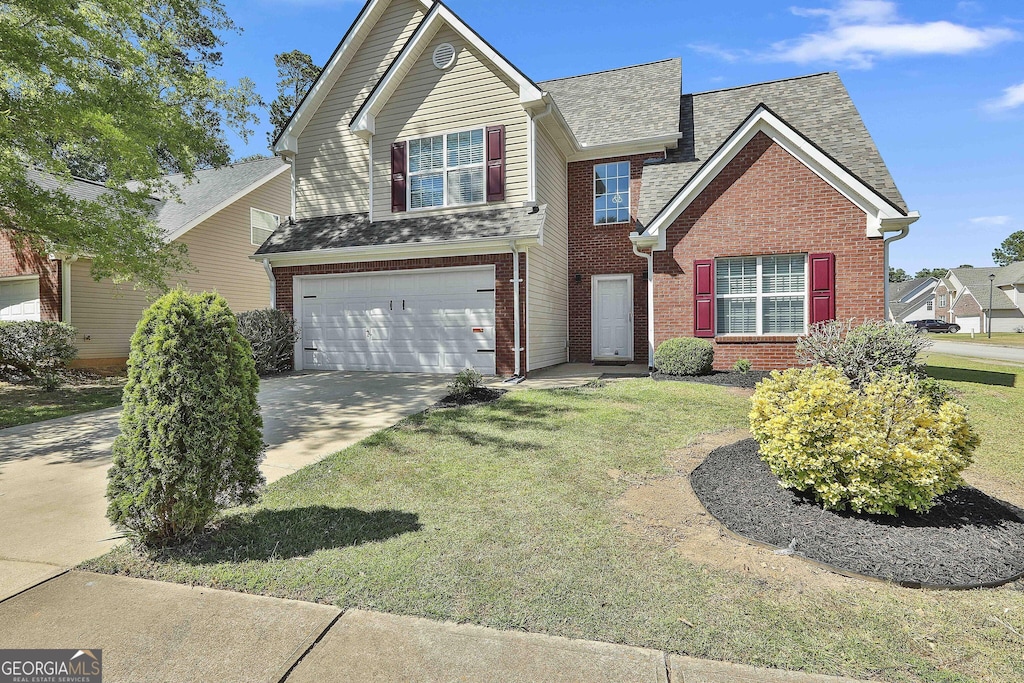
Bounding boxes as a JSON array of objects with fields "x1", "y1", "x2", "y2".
[{"x1": 106, "y1": 290, "x2": 265, "y2": 545}]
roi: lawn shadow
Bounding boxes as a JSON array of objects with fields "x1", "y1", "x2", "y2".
[
  {"x1": 925, "y1": 365, "x2": 1016, "y2": 387},
  {"x1": 159, "y1": 506, "x2": 420, "y2": 564}
]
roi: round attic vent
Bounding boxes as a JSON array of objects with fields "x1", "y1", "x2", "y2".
[{"x1": 432, "y1": 43, "x2": 455, "y2": 70}]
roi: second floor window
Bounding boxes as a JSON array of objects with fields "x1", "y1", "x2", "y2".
[
  {"x1": 408, "y1": 128, "x2": 484, "y2": 210},
  {"x1": 250, "y1": 207, "x2": 280, "y2": 246},
  {"x1": 594, "y1": 161, "x2": 630, "y2": 224},
  {"x1": 938, "y1": 294, "x2": 947, "y2": 307}
]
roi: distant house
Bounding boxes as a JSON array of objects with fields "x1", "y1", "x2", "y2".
[
  {"x1": 935, "y1": 264, "x2": 1024, "y2": 333},
  {"x1": 887, "y1": 276, "x2": 938, "y2": 323},
  {"x1": 0, "y1": 158, "x2": 290, "y2": 367}
]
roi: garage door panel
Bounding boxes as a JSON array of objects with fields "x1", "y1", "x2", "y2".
[
  {"x1": 0, "y1": 278, "x2": 42, "y2": 322},
  {"x1": 298, "y1": 267, "x2": 496, "y2": 374}
]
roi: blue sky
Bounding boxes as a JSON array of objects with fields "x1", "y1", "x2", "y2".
[{"x1": 218, "y1": 0, "x2": 1023, "y2": 274}]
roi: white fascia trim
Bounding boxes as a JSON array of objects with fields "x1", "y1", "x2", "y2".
[
  {"x1": 164, "y1": 164, "x2": 290, "y2": 243},
  {"x1": 252, "y1": 235, "x2": 540, "y2": 268},
  {"x1": 273, "y1": 0, "x2": 432, "y2": 154},
  {"x1": 641, "y1": 107, "x2": 910, "y2": 251},
  {"x1": 350, "y1": 3, "x2": 543, "y2": 138},
  {"x1": 565, "y1": 133, "x2": 681, "y2": 163}
]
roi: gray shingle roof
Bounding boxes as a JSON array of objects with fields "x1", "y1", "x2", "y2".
[
  {"x1": 255, "y1": 205, "x2": 547, "y2": 256},
  {"x1": 890, "y1": 277, "x2": 934, "y2": 302},
  {"x1": 24, "y1": 167, "x2": 118, "y2": 204},
  {"x1": 150, "y1": 157, "x2": 286, "y2": 238},
  {"x1": 950, "y1": 266, "x2": 1018, "y2": 310},
  {"x1": 994, "y1": 261, "x2": 1024, "y2": 287},
  {"x1": 637, "y1": 72, "x2": 907, "y2": 224},
  {"x1": 538, "y1": 59, "x2": 682, "y2": 149}
]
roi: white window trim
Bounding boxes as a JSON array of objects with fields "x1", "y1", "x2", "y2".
[
  {"x1": 592, "y1": 161, "x2": 631, "y2": 226},
  {"x1": 406, "y1": 126, "x2": 487, "y2": 212},
  {"x1": 250, "y1": 207, "x2": 281, "y2": 246},
  {"x1": 715, "y1": 254, "x2": 809, "y2": 336}
]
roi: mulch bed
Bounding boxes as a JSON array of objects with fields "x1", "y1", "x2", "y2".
[
  {"x1": 429, "y1": 387, "x2": 507, "y2": 410},
  {"x1": 691, "y1": 438, "x2": 1024, "y2": 588},
  {"x1": 652, "y1": 370, "x2": 770, "y2": 389}
]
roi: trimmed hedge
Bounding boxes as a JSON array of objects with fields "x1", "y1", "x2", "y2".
[
  {"x1": 654, "y1": 337, "x2": 714, "y2": 376},
  {"x1": 750, "y1": 365, "x2": 979, "y2": 515},
  {"x1": 0, "y1": 321, "x2": 78, "y2": 391},
  {"x1": 106, "y1": 290, "x2": 265, "y2": 546}
]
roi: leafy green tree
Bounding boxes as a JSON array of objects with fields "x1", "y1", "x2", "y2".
[
  {"x1": 993, "y1": 230, "x2": 1024, "y2": 267},
  {"x1": 914, "y1": 268, "x2": 948, "y2": 279},
  {"x1": 1, "y1": 1, "x2": 263, "y2": 290},
  {"x1": 107, "y1": 291, "x2": 265, "y2": 545},
  {"x1": 267, "y1": 50, "x2": 320, "y2": 147},
  {"x1": 958, "y1": 264, "x2": 974, "y2": 269},
  {"x1": 888, "y1": 267, "x2": 909, "y2": 282}
]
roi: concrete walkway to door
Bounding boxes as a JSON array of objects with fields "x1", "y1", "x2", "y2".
[{"x1": 0, "y1": 372, "x2": 447, "y2": 600}]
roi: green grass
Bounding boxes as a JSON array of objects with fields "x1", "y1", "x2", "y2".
[
  {"x1": 0, "y1": 376, "x2": 125, "y2": 429},
  {"x1": 932, "y1": 332, "x2": 1024, "y2": 347},
  {"x1": 83, "y1": 374, "x2": 1024, "y2": 683}
]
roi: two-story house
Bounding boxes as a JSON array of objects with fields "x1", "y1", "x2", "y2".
[
  {"x1": 939, "y1": 264, "x2": 1024, "y2": 333},
  {"x1": 254, "y1": 0, "x2": 917, "y2": 376}
]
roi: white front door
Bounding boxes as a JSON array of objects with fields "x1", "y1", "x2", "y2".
[
  {"x1": 296, "y1": 266, "x2": 496, "y2": 374},
  {"x1": 0, "y1": 277, "x2": 41, "y2": 322},
  {"x1": 592, "y1": 275, "x2": 633, "y2": 360}
]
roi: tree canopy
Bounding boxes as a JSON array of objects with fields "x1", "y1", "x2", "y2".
[
  {"x1": 993, "y1": 230, "x2": 1024, "y2": 267},
  {"x1": 1, "y1": 1, "x2": 262, "y2": 289},
  {"x1": 889, "y1": 267, "x2": 909, "y2": 283},
  {"x1": 914, "y1": 268, "x2": 949, "y2": 280},
  {"x1": 267, "y1": 50, "x2": 319, "y2": 148}
]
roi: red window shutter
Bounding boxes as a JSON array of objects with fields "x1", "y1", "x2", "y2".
[
  {"x1": 808, "y1": 252, "x2": 836, "y2": 324},
  {"x1": 693, "y1": 259, "x2": 715, "y2": 338},
  {"x1": 391, "y1": 141, "x2": 407, "y2": 213},
  {"x1": 485, "y1": 125, "x2": 505, "y2": 202}
]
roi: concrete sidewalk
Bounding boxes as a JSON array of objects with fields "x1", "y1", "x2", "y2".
[{"x1": 0, "y1": 571, "x2": 867, "y2": 683}]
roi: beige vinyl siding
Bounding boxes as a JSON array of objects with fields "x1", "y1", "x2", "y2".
[
  {"x1": 176, "y1": 172, "x2": 289, "y2": 312},
  {"x1": 69, "y1": 172, "x2": 290, "y2": 361},
  {"x1": 294, "y1": 0, "x2": 425, "y2": 219},
  {"x1": 527, "y1": 123, "x2": 569, "y2": 370},
  {"x1": 372, "y1": 25, "x2": 529, "y2": 221}
]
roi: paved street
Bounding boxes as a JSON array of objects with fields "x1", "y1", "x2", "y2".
[{"x1": 928, "y1": 339, "x2": 1024, "y2": 364}]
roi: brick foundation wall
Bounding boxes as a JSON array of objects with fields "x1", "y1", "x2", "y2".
[
  {"x1": 0, "y1": 230, "x2": 61, "y2": 321},
  {"x1": 567, "y1": 152, "x2": 665, "y2": 364},
  {"x1": 273, "y1": 253, "x2": 525, "y2": 376},
  {"x1": 652, "y1": 132, "x2": 885, "y2": 371}
]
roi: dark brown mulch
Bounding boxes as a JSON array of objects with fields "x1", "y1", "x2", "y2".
[
  {"x1": 429, "y1": 387, "x2": 507, "y2": 410},
  {"x1": 691, "y1": 438, "x2": 1024, "y2": 588},
  {"x1": 652, "y1": 370, "x2": 770, "y2": 389}
]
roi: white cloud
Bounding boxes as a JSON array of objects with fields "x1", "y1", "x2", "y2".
[
  {"x1": 970, "y1": 215, "x2": 1012, "y2": 225},
  {"x1": 768, "y1": 1, "x2": 1016, "y2": 68},
  {"x1": 688, "y1": 43, "x2": 745, "y2": 62},
  {"x1": 984, "y1": 80, "x2": 1024, "y2": 112}
]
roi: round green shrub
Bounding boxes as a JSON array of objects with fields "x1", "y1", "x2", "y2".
[
  {"x1": 750, "y1": 365, "x2": 979, "y2": 515},
  {"x1": 654, "y1": 337, "x2": 714, "y2": 376},
  {"x1": 106, "y1": 290, "x2": 265, "y2": 545}
]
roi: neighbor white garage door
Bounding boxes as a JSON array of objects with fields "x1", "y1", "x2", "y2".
[
  {"x1": 0, "y1": 277, "x2": 41, "y2": 322},
  {"x1": 296, "y1": 266, "x2": 496, "y2": 374}
]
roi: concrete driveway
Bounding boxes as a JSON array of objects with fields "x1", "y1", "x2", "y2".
[{"x1": 0, "y1": 372, "x2": 447, "y2": 599}]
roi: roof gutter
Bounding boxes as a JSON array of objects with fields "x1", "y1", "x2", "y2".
[{"x1": 250, "y1": 234, "x2": 542, "y2": 267}]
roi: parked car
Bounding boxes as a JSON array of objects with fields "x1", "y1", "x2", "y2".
[{"x1": 908, "y1": 319, "x2": 961, "y2": 333}]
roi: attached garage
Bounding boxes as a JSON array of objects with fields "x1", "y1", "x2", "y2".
[
  {"x1": 0, "y1": 277, "x2": 41, "y2": 322},
  {"x1": 295, "y1": 266, "x2": 497, "y2": 374}
]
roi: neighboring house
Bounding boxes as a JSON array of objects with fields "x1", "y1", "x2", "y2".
[
  {"x1": 887, "y1": 277, "x2": 938, "y2": 323},
  {"x1": 943, "y1": 264, "x2": 1024, "y2": 334},
  {"x1": 255, "y1": 0, "x2": 917, "y2": 375},
  {"x1": 0, "y1": 158, "x2": 290, "y2": 366}
]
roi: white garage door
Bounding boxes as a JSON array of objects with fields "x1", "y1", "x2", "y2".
[
  {"x1": 0, "y1": 277, "x2": 41, "y2": 322},
  {"x1": 954, "y1": 316, "x2": 980, "y2": 334},
  {"x1": 297, "y1": 266, "x2": 496, "y2": 374}
]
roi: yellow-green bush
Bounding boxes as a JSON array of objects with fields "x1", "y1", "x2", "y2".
[{"x1": 749, "y1": 366, "x2": 979, "y2": 515}]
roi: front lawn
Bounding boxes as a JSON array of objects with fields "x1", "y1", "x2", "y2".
[
  {"x1": 0, "y1": 374, "x2": 125, "y2": 429},
  {"x1": 934, "y1": 332, "x2": 1024, "y2": 348},
  {"x1": 83, "y1": 368, "x2": 1024, "y2": 683}
]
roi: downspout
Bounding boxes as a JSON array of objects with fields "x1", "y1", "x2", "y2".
[
  {"x1": 60, "y1": 255, "x2": 78, "y2": 323},
  {"x1": 368, "y1": 135, "x2": 374, "y2": 223},
  {"x1": 631, "y1": 238, "x2": 654, "y2": 371},
  {"x1": 882, "y1": 226, "x2": 910, "y2": 322},
  {"x1": 509, "y1": 240, "x2": 523, "y2": 380},
  {"x1": 526, "y1": 103, "x2": 553, "y2": 204},
  {"x1": 262, "y1": 259, "x2": 276, "y2": 309}
]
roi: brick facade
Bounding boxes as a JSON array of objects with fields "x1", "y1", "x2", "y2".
[
  {"x1": 951, "y1": 289, "x2": 982, "y2": 321},
  {"x1": 934, "y1": 281, "x2": 951, "y2": 322},
  {"x1": 0, "y1": 231, "x2": 62, "y2": 321},
  {"x1": 273, "y1": 253, "x2": 525, "y2": 376},
  {"x1": 652, "y1": 132, "x2": 884, "y2": 370},
  {"x1": 567, "y1": 152, "x2": 665, "y2": 364}
]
